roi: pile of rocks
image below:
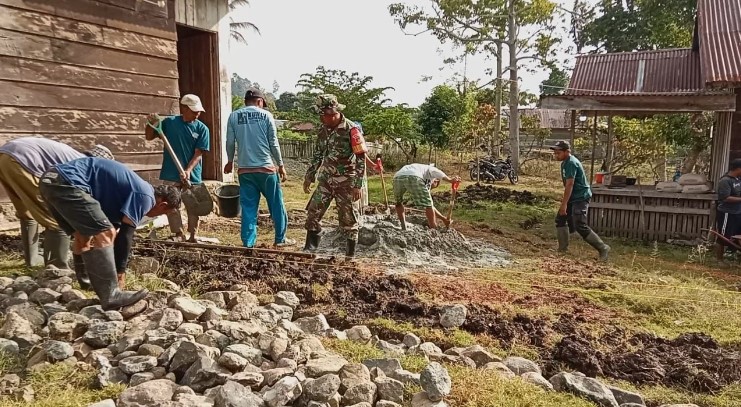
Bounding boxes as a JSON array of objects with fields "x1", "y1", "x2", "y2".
[{"x1": 0, "y1": 266, "x2": 451, "y2": 407}]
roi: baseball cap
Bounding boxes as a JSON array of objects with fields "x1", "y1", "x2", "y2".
[
  {"x1": 180, "y1": 94, "x2": 205, "y2": 112},
  {"x1": 85, "y1": 144, "x2": 114, "y2": 160},
  {"x1": 549, "y1": 140, "x2": 571, "y2": 151},
  {"x1": 244, "y1": 88, "x2": 265, "y2": 100}
]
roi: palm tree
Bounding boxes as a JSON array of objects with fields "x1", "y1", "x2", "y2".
[{"x1": 229, "y1": 0, "x2": 260, "y2": 44}]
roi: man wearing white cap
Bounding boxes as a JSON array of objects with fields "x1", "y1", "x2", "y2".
[{"x1": 145, "y1": 94, "x2": 210, "y2": 242}]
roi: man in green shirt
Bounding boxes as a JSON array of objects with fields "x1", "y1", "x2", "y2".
[{"x1": 551, "y1": 140, "x2": 610, "y2": 261}]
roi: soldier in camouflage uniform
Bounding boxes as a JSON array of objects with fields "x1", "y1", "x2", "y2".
[{"x1": 303, "y1": 94, "x2": 367, "y2": 257}]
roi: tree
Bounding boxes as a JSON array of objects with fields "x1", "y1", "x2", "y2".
[
  {"x1": 231, "y1": 73, "x2": 253, "y2": 99},
  {"x1": 295, "y1": 66, "x2": 394, "y2": 123},
  {"x1": 363, "y1": 105, "x2": 421, "y2": 162},
  {"x1": 540, "y1": 66, "x2": 570, "y2": 97},
  {"x1": 579, "y1": 0, "x2": 696, "y2": 52},
  {"x1": 417, "y1": 85, "x2": 469, "y2": 152},
  {"x1": 389, "y1": 0, "x2": 560, "y2": 171},
  {"x1": 228, "y1": 0, "x2": 260, "y2": 45},
  {"x1": 230, "y1": 74, "x2": 277, "y2": 111},
  {"x1": 275, "y1": 92, "x2": 300, "y2": 113}
]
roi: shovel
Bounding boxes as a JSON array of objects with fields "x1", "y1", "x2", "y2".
[
  {"x1": 377, "y1": 157, "x2": 391, "y2": 215},
  {"x1": 446, "y1": 180, "x2": 461, "y2": 228},
  {"x1": 147, "y1": 116, "x2": 214, "y2": 219}
]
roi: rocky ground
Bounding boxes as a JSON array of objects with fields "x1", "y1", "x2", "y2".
[{"x1": 0, "y1": 257, "x2": 708, "y2": 407}]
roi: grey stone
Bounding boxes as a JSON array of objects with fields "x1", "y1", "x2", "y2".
[
  {"x1": 294, "y1": 314, "x2": 330, "y2": 335},
  {"x1": 42, "y1": 340, "x2": 74, "y2": 361},
  {"x1": 263, "y1": 376, "x2": 302, "y2": 407},
  {"x1": 343, "y1": 382, "x2": 377, "y2": 406},
  {"x1": 345, "y1": 326, "x2": 372, "y2": 344},
  {"x1": 0, "y1": 338, "x2": 19, "y2": 354},
  {"x1": 419, "y1": 363, "x2": 451, "y2": 402},
  {"x1": 521, "y1": 372, "x2": 554, "y2": 391},
  {"x1": 88, "y1": 399, "x2": 117, "y2": 407},
  {"x1": 274, "y1": 291, "x2": 300, "y2": 309},
  {"x1": 264, "y1": 303, "x2": 293, "y2": 321},
  {"x1": 151, "y1": 366, "x2": 167, "y2": 379},
  {"x1": 169, "y1": 341, "x2": 209, "y2": 377},
  {"x1": 117, "y1": 379, "x2": 178, "y2": 406},
  {"x1": 177, "y1": 323, "x2": 204, "y2": 336},
  {"x1": 119, "y1": 355, "x2": 158, "y2": 374},
  {"x1": 12, "y1": 291, "x2": 28, "y2": 300},
  {"x1": 461, "y1": 345, "x2": 501, "y2": 367},
  {"x1": 303, "y1": 374, "x2": 341, "y2": 402},
  {"x1": 213, "y1": 380, "x2": 256, "y2": 407},
  {"x1": 226, "y1": 290, "x2": 259, "y2": 310},
  {"x1": 502, "y1": 356, "x2": 541, "y2": 375},
  {"x1": 120, "y1": 300, "x2": 148, "y2": 319},
  {"x1": 10, "y1": 276, "x2": 37, "y2": 293},
  {"x1": 83, "y1": 321, "x2": 125, "y2": 348},
  {"x1": 107, "y1": 367, "x2": 130, "y2": 386},
  {"x1": 66, "y1": 298, "x2": 98, "y2": 313},
  {"x1": 411, "y1": 391, "x2": 448, "y2": 407},
  {"x1": 29, "y1": 288, "x2": 61, "y2": 304},
  {"x1": 306, "y1": 355, "x2": 348, "y2": 378},
  {"x1": 138, "y1": 344, "x2": 164, "y2": 357},
  {"x1": 439, "y1": 304, "x2": 467, "y2": 328},
  {"x1": 0, "y1": 312, "x2": 41, "y2": 348},
  {"x1": 620, "y1": 404, "x2": 646, "y2": 407},
  {"x1": 377, "y1": 340, "x2": 405, "y2": 356},
  {"x1": 224, "y1": 344, "x2": 263, "y2": 365},
  {"x1": 199, "y1": 307, "x2": 224, "y2": 323},
  {"x1": 607, "y1": 386, "x2": 645, "y2": 406},
  {"x1": 130, "y1": 371, "x2": 155, "y2": 386},
  {"x1": 345, "y1": 404, "x2": 372, "y2": 407},
  {"x1": 402, "y1": 333, "x2": 422, "y2": 348},
  {"x1": 113, "y1": 334, "x2": 146, "y2": 355},
  {"x1": 6, "y1": 302, "x2": 45, "y2": 327},
  {"x1": 276, "y1": 358, "x2": 297, "y2": 370},
  {"x1": 80, "y1": 305, "x2": 107, "y2": 321},
  {"x1": 42, "y1": 302, "x2": 68, "y2": 318},
  {"x1": 375, "y1": 376, "x2": 404, "y2": 404},
  {"x1": 376, "y1": 401, "x2": 403, "y2": 407},
  {"x1": 197, "y1": 330, "x2": 231, "y2": 350},
  {"x1": 160, "y1": 308, "x2": 185, "y2": 331},
  {"x1": 428, "y1": 354, "x2": 475, "y2": 368},
  {"x1": 113, "y1": 350, "x2": 138, "y2": 362},
  {"x1": 226, "y1": 302, "x2": 254, "y2": 321},
  {"x1": 482, "y1": 362, "x2": 515, "y2": 379},
  {"x1": 60, "y1": 289, "x2": 86, "y2": 304},
  {"x1": 339, "y1": 363, "x2": 371, "y2": 393},
  {"x1": 170, "y1": 297, "x2": 207, "y2": 321},
  {"x1": 181, "y1": 354, "x2": 231, "y2": 393},
  {"x1": 145, "y1": 327, "x2": 191, "y2": 348},
  {"x1": 213, "y1": 320, "x2": 266, "y2": 341},
  {"x1": 549, "y1": 372, "x2": 619, "y2": 407},
  {"x1": 230, "y1": 371, "x2": 264, "y2": 389},
  {"x1": 369, "y1": 367, "x2": 385, "y2": 381},
  {"x1": 199, "y1": 292, "x2": 227, "y2": 308},
  {"x1": 218, "y1": 352, "x2": 249, "y2": 372},
  {"x1": 104, "y1": 311, "x2": 123, "y2": 321},
  {"x1": 268, "y1": 337, "x2": 289, "y2": 361},
  {"x1": 414, "y1": 342, "x2": 443, "y2": 357},
  {"x1": 362, "y1": 359, "x2": 401, "y2": 376},
  {"x1": 12, "y1": 384, "x2": 35, "y2": 403},
  {"x1": 262, "y1": 367, "x2": 294, "y2": 386},
  {"x1": 173, "y1": 393, "x2": 215, "y2": 406}
]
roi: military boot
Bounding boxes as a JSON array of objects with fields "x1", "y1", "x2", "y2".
[
  {"x1": 303, "y1": 231, "x2": 320, "y2": 252},
  {"x1": 346, "y1": 239, "x2": 357, "y2": 258}
]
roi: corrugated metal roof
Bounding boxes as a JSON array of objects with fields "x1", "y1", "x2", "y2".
[
  {"x1": 565, "y1": 48, "x2": 717, "y2": 96},
  {"x1": 696, "y1": 0, "x2": 741, "y2": 87}
]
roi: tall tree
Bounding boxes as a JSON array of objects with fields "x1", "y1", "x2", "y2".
[
  {"x1": 389, "y1": 0, "x2": 559, "y2": 171},
  {"x1": 417, "y1": 85, "x2": 469, "y2": 151},
  {"x1": 579, "y1": 0, "x2": 696, "y2": 52},
  {"x1": 275, "y1": 92, "x2": 300, "y2": 113},
  {"x1": 228, "y1": 0, "x2": 260, "y2": 45},
  {"x1": 540, "y1": 66, "x2": 570, "y2": 97},
  {"x1": 296, "y1": 66, "x2": 394, "y2": 123},
  {"x1": 363, "y1": 105, "x2": 421, "y2": 162}
]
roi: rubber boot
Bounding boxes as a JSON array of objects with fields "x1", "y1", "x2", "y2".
[
  {"x1": 346, "y1": 239, "x2": 357, "y2": 258},
  {"x1": 81, "y1": 246, "x2": 148, "y2": 310},
  {"x1": 303, "y1": 231, "x2": 320, "y2": 252},
  {"x1": 584, "y1": 232, "x2": 610, "y2": 262},
  {"x1": 43, "y1": 229, "x2": 71, "y2": 269},
  {"x1": 20, "y1": 219, "x2": 43, "y2": 267},
  {"x1": 556, "y1": 227, "x2": 570, "y2": 252},
  {"x1": 73, "y1": 254, "x2": 91, "y2": 290}
]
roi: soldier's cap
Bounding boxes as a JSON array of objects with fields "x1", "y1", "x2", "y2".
[
  {"x1": 244, "y1": 87, "x2": 265, "y2": 100},
  {"x1": 314, "y1": 94, "x2": 345, "y2": 114},
  {"x1": 549, "y1": 140, "x2": 571, "y2": 151},
  {"x1": 84, "y1": 144, "x2": 115, "y2": 160}
]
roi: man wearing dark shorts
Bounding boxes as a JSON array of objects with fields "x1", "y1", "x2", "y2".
[
  {"x1": 40, "y1": 157, "x2": 181, "y2": 310},
  {"x1": 551, "y1": 140, "x2": 610, "y2": 261},
  {"x1": 714, "y1": 159, "x2": 741, "y2": 261}
]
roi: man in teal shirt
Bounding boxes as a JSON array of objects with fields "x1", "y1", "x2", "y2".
[
  {"x1": 551, "y1": 140, "x2": 610, "y2": 261},
  {"x1": 145, "y1": 94, "x2": 210, "y2": 242}
]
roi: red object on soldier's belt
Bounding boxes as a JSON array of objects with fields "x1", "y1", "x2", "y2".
[
  {"x1": 452, "y1": 180, "x2": 461, "y2": 192},
  {"x1": 375, "y1": 157, "x2": 384, "y2": 172}
]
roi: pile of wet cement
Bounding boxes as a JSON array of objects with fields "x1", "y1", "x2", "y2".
[
  {"x1": 433, "y1": 183, "x2": 550, "y2": 206},
  {"x1": 317, "y1": 214, "x2": 510, "y2": 270}
]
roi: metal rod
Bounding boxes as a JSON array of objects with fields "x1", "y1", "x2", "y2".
[{"x1": 140, "y1": 239, "x2": 317, "y2": 259}]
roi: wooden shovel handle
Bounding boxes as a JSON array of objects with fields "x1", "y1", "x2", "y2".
[{"x1": 148, "y1": 121, "x2": 191, "y2": 188}]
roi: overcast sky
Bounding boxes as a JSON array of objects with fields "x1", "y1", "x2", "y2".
[{"x1": 226, "y1": 0, "x2": 583, "y2": 107}]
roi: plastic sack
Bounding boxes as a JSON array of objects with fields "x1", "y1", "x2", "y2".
[
  {"x1": 656, "y1": 181, "x2": 683, "y2": 193},
  {"x1": 678, "y1": 173, "x2": 707, "y2": 186},
  {"x1": 681, "y1": 184, "x2": 711, "y2": 194}
]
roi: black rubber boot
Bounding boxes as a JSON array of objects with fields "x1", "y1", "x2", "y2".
[
  {"x1": 346, "y1": 239, "x2": 357, "y2": 258},
  {"x1": 584, "y1": 232, "x2": 611, "y2": 262},
  {"x1": 82, "y1": 246, "x2": 148, "y2": 310},
  {"x1": 556, "y1": 227, "x2": 570, "y2": 253},
  {"x1": 20, "y1": 219, "x2": 43, "y2": 267},
  {"x1": 73, "y1": 254, "x2": 91, "y2": 290},
  {"x1": 43, "y1": 229, "x2": 71, "y2": 269},
  {"x1": 303, "y1": 231, "x2": 321, "y2": 252}
]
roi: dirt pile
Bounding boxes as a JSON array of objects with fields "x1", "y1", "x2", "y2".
[
  {"x1": 318, "y1": 214, "x2": 510, "y2": 271},
  {"x1": 433, "y1": 183, "x2": 550, "y2": 207}
]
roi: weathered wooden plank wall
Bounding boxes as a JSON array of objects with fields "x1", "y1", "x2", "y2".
[{"x1": 0, "y1": 0, "x2": 181, "y2": 201}]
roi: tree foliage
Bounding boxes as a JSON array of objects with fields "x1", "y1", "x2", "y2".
[
  {"x1": 230, "y1": 74, "x2": 277, "y2": 111},
  {"x1": 363, "y1": 105, "x2": 421, "y2": 162},
  {"x1": 579, "y1": 0, "x2": 696, "y2": 52},
  {"x1": 275, "y1": 92, "x2": 300, "y2": 113},
  {"x1": 540, "y1": 66, "x2": 570, "y2": 97},
  {"x1": 228, "y1": 0, "x2": 260, "y2": 45},
  {"x1": 417, "y1": 85, "x2": 469, "y2": 149}
]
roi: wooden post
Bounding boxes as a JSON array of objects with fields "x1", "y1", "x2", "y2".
[
  {"x1": 606, "y1": 115, "x2": 614, "y2": 172},
  {"x1": 590, "y1": 112, "x2": 598, "y2": 184},
  {"x1": 569, "y1": 110, "x2": 576, "y2": 147}
]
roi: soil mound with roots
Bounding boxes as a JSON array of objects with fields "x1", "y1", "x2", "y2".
[
  {"x1": 433, "y1": 183, "x2": 550, "y2": 207},
  {"x1": 317, "y1": 214, "x2": 510, "y2": 271}
]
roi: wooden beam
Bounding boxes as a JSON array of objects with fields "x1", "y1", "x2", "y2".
[
  {"x1": 569, "y1": 110, "x2": 576, "y2": 147},
  {"x1": 590, "y1": 112, "x2": 598, "y2": 184},
  {"x1": 541, "y1": 94, "x2": 737, "y2": 113},
  {"x1": 606, "y1": 115, "x2": 614, "y2": 171}
]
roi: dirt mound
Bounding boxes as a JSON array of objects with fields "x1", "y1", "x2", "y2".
[
  {"x1": 0, "y1": 233, "x2": 21, "y2": 255},
  {"x1": 433, "y1": 183, "x2": 550, "y2": 206},
  {"x1": 317, "y1": 214, "x2": 510, "y2": 271},
  {"x1": 550, "y1": 332, "x2": 741, "y2": 392}
]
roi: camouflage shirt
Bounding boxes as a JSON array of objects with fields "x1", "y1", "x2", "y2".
[{"x1": 305, "y1": 115, "x2": 366, "y2": 189}]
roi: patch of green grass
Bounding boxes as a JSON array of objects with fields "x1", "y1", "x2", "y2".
[
  {"x1": 606, "y1": 379, "x2": 741, "y2": 407},
  {"x1": 367, "y1": 318, "x2": 483, "y2": 350},
  {"x1": 321, "y1": 338, "x2": 431, "y2": 374},
  {"x1": 0, "y1": 351, "x2": 24, "y2": 375},
  {"x1": 0, "y1": 362, "x2": 125, "y2": 407},
  {"x1": 310, "y1": 282, "x2": 332, "y2": 302}
]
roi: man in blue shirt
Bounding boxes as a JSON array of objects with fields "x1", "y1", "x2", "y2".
[
  {"x1": 225, "y1": 88, "x2": 292, "y2": 248},
  {"x1": 145, "y1": 94, "x2": 210, "y2": 243},
  {"x1": 39, "y1": 157, "x2": 181, "y2": 310},
  {"x1": 551, "y1": 140, "x2": 610, "y2": 261}
]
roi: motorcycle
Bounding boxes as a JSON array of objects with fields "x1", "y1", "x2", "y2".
[{"x1": 468, "y1": 156, "x2": 519, "y2": 184}]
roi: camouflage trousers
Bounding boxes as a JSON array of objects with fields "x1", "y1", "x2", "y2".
[{"x1": 305, "y1": 176, "x2": 360, "y2": 241}]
